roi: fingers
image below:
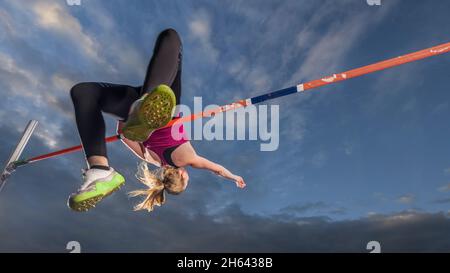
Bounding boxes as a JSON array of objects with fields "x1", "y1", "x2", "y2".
[{"x1": 235, "y1": 177, "x2": 246, "y2": 189}]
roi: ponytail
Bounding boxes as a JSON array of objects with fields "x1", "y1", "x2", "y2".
[{"x1": 128, "y1": 161, "x2": 166, "y2": 212}]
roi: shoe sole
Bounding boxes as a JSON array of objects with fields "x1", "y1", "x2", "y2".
[
  {"x1": 122, "y1": 85, "x2": 176, "y2": 141},
  {"x1": 68, "y1": 175, "x2": 125, "y2": 212}
]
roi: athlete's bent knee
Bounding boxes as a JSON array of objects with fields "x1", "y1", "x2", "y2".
[
  {"x1": 159, "y1": 28, "x2": 182, "y2": 46},
  {"x1": 70, "y1": 82, "x2": 97, "y2": 103}
]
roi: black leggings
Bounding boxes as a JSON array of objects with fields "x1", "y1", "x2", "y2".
[{"x1": 70, "y1": 29, "x2": 182, "y2": 159}]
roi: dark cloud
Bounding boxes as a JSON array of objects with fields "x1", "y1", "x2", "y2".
[
  {"x1": 280, "y1": 202, "x2": 329, "y2": 214},
  {"x1": 279, "y1": 202, "x2": 347, "y2": 216}
]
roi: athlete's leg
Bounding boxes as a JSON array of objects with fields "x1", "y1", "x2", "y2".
[
  {"x1": 70, "y1": 82, "x2": 140, "y2": 167},
  {"x1": 71, "y1": 30, "x2": 183, "y2": 161},
  {"x1": 121, "y1": 29, "x2": 182, "y2": 141},
  {"x1": 69, "y1": 82, "x2": 139, "y2": 211},
  {"x1": 142, "y1": 28, "x2": 182, "y2": 105}
]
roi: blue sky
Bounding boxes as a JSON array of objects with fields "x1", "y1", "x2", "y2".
[{"x1": 0, "y1": 0, "x2": 450, "y2": 252}]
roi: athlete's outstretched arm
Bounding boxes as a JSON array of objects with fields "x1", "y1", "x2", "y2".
[{"x1": 188, "y1": 156, "x2": 246, "y2": 188}]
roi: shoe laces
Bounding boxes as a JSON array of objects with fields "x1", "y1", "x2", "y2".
[{"x1": 79, "y1": 169, "x2": 92, "y2": 191}]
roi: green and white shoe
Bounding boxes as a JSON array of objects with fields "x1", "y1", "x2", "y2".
[
  {"x1": 68, "y1": 167, "x2": 125, "y2": 212},
  {"x1": 122, "y1": 84, "x2": 177, "y2": 142}
]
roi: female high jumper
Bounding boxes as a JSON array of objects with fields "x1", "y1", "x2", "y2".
[{"x1": 69, "y1": 29, "x2": 246, "y2": 212}]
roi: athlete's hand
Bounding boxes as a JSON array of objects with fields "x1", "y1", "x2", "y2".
[{"x1": 234, "y1": 176, "x2": 246, "y2": 189}]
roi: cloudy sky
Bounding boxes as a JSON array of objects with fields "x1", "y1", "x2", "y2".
[{"x1": 1, "y1": 0, "x2": 450, "y2": 252}]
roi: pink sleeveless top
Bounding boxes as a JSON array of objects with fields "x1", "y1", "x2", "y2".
[{"x1": 142, "y1": 118, "x2": 189, "y2": 167}]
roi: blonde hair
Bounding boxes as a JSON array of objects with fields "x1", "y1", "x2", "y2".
[{"x1": 128, "y1": 161, "x2": 186, "y2": 212}]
